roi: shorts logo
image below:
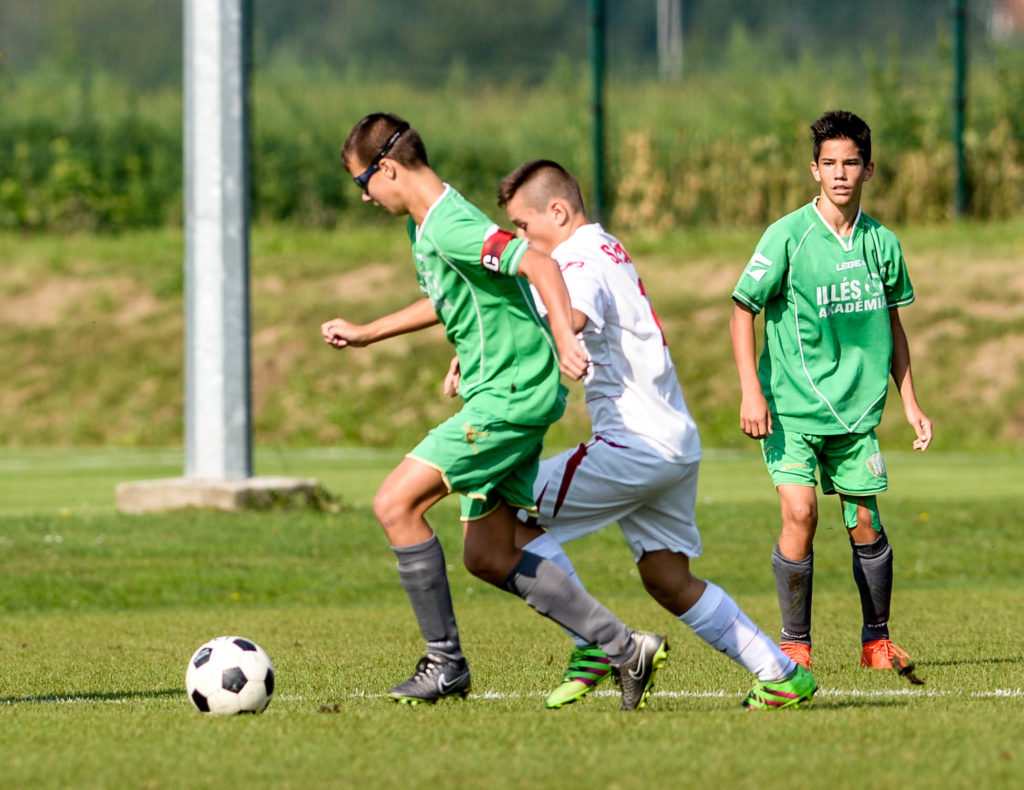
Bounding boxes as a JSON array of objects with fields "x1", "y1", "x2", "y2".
[
  {"x1": 865, "y1": 453, "x2": 886, "y2": 478},
  {"x1": 463, "y1": 423, "x2": 490, "y2": 454}
]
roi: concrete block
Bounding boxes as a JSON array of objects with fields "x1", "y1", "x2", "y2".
[{"x1": 115, "y1": 476, "x2": 335, "y2": 513}]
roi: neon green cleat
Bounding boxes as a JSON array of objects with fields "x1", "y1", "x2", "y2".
[
  {"x1": 742, "y1": 664, "x2": 817, "y2": 710},
  {"x1": 544, "y1": 646, "x2": 613, "y2": 709}
]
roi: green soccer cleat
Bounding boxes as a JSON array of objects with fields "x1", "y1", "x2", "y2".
[
  {"x1": 545, "y1": 646, "x2": 613, "y2": 709},
  {"x1": 742, "y1": 663, "x2": 817, "y2": 710}
]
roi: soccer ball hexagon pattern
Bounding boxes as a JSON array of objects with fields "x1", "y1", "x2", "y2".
[{"x1": 185, "y1": 636, "x2": 275, "y2": 715}]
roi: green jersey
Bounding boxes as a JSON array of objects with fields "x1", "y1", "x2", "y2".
[
  {"x1": 410, "y1": 185, "x2": 565, "y2": 426},
  {"x1": 732, "y1": 199, "x2": 914, "y2": 435}
]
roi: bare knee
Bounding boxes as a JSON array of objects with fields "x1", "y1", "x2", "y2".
[
  {"x1": 463, "y1": 544, "x2": 513, "y2": 586},
  {"x1": 783, "y1": 500, "x2": 818, "y2": 530},
  {"x1": 637, "y1": 550, "x2": 705, "y2": 616},
  {"x1": 372, "y1": 485, "x2": 407, "y2": 530}
]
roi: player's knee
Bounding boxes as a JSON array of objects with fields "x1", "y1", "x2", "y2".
[
  {"x1": 462, "y1": 545, "x2": 503, "y2": 585},
  {"x1": 372, "y1": 485, "x2": 410, "y2": 530},
  {"x1": 783, "y1": 501, "x2": 817, "y2": 531}
]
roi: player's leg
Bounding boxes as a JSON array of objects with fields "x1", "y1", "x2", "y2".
[
  {"x1": 771, "y1": 483, "x2": 818, "y2": 666},
  {"x1": 823, "y1": 434, "x2": 921, "y2": 682},
  {"x1": 620, "y1": 461, "x2": 815, "y2": 708},
  {"x1": 516, "y1": 439, "x2": 673, "y2": 707},
  {"x1": 464, "y1": 503, "x2": 668, "y2": 710},
  {"x1": 378, "y1": 444, "x2": 464, "y2": 703},
  {"x1": 762, "y1": 429, "x2": 822, "y2": 668}
]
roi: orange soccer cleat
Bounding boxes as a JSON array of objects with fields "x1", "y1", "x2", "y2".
[
  {"x1": 860, "y1": 638, "x2": 924, "y2": 684},
  {"x1": 780, "y1": 641, "x2": 812, "y2": 670}
]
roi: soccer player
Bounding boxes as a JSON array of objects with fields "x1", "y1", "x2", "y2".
[
  {"x1": 729, "y1": 110, "x2": 932, "y2": 680},
  {"x1": 321, "y1": 113, "x2": 668, "y2": 709},
  {"x1": 446, "y1": 159, "x2": 817, "y2": 710}
]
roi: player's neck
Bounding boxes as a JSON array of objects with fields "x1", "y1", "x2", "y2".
[
  {"x1": 405, "y1": 169, "x2": 447, "y2": 225},
  {"x1": 815, "y1": 194, "x2": 861, "y2": 237}
]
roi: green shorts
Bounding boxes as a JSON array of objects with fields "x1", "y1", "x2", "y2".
[
  {"x1": 761, "y1": 429, "x2": 888, "y2": 496},
  {"x1": 408, "y1": 406, "x2": 547, "y2": 520}
]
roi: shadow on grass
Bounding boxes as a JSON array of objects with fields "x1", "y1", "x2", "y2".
[
  {"x1": 811, "y1": 699, "x2": 914, "y2": 710},
  {"x1": 1, "y1": 688, "x2": 182, "y2": 705},
  {"x1": 921, "y1": 656, "x2": 1024, "y2": 668}
]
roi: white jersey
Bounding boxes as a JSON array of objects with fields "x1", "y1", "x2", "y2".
[{"x1": 543, "y1": 223, "x2": 701, "y2": 463}]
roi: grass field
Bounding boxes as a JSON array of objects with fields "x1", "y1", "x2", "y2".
[{"x1": 1, "y1": 447, "x2": 1022, "y2": 789}]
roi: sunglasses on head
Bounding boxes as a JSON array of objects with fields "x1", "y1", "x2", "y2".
[{"x1": 353, "y1": 123, "x2": 409, "y2": 193}]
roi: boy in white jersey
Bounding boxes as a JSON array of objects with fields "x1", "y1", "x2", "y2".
[
  {"x1": 322, "y1": 114, "x2": 669, "y2": 710},
  {"x1": 729, "y1": 110, "x2": 932, "y2": 680},
  {"x1": 446, "y1": 160, "x2": 816, "y2": 710}
]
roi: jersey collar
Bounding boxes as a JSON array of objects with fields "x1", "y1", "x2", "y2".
[
  {"x1": 811, "y1": 196, "x2": 862, "y2": 253},
  {"x1": 416, "y1": 183, "x2": 452, "y2": 242}
]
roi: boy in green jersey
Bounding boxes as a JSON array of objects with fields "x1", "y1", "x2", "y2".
[
  {"x1": 321, "y1": 113, "x2": 668, "y2": 709},
  {"x1": 729, "y1": 110, "x2": 933, "y2": 680}
]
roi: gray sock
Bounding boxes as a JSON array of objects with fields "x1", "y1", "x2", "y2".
[
  {"x1": 500, "y1": 552, "x2": 633, "y2": 665},
  {"x1": 772, "y1": 544, "x2": 813, "y2": 645},
  {"x1": 393, "y1": 534, "x2": 462, "y2": 660},
  {"x1": 851, "y1": 528, "x2": 893, "y2": 643}
]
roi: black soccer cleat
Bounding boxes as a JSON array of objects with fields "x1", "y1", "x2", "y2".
[{"x1": 388, "y1": 654, "x2": 471, "y2": 704}]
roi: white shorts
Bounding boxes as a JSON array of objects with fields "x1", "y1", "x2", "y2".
[{"x1": 534, "y1": 436, "x2": 702, "y2": 562}]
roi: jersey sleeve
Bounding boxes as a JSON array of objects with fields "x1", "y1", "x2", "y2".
[
  {"x1": 873, "y1": 228, "x2": 914, "y2": 308},
  {"x1": 559, "y1": 258, "x2": 608, "y2": 330},
  {"x1": 731, "y1": 222, "x2": 791, "y2": 313}
]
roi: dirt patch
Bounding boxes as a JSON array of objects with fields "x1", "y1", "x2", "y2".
[
  {"x1": 325, "y1": 263, "x2": 402, "y2": 302},
  {"x1": 964, "y1": 335, "x2": 1024, "y2": 408},
  {"x1": 1, "y1": 277, "x2": 162, "y2": 327}
]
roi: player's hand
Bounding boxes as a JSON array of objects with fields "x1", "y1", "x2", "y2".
[
  {"x1": 443, "y1": 356, "x2": 461, "y2": 397},
  {"x1": 321, "y1": 318, "x2": 369, "y2": 348},
  {"x1": 905, "y1": 405, "x2": 933, "y2": 452},
  {"x1": 739, "y1": 392, "x2": 773, "y2": 439},
  {"x1": 556, "y1": 334, "x2": 589, "y2": 381}
]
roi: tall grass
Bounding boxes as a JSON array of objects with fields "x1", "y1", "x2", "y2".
[{"x1": 2, "y1": 48, "x2": 1023, "y2": 233}]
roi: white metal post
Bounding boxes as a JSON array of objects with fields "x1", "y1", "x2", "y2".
[{"x1": 183, "y1": 0, "x2": 252, "y2": 479}]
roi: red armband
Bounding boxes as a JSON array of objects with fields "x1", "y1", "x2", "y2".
[{"x1": 481, "y1": 229, "x2": 515, "y2": 272}]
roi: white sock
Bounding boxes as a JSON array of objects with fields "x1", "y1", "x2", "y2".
[
  {"x1": 679, "y1": 581, "x2": 796, "y2": 682},
  {"x1": 523, "y1": 532, "x2": 591, "y2": 649}
]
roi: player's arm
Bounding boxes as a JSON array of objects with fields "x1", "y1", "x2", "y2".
[
  {"x1": 516, "y1": 248, "x2": 588, "y2": 380},
  {"x1": 729, "y1": 301, "x2": 772, "y2": 439},
  {"x1": 321, "y1": 297, "x2": 439, "y2": 349},
  {"x1": 443, "y1": 355, "x2": 461, "y2": 397},
  {"x1": 889, "y1": 308, "x2": 932, "y2": 452}
]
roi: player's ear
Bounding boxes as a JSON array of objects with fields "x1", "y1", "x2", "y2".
[
  {"x1": 379, "y1": 158, "x2": 399, "y2": 181},
  {"x1": 549, "y1": 198, "x2": 571, "y2": 226},
  {"x1": 863, "y1": 161, "x2": 875, "y2": 181},
  {"x1": 810, "y1": 160, "x2": 822, "y2": 183}
]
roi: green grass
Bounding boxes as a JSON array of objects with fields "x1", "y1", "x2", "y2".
[
  {"x1": 3, "y1": 218, "x2": 1024, "y2": 451},
  {"x1": 1, "y1": 448, "x2": 1022, "y2": 788}
]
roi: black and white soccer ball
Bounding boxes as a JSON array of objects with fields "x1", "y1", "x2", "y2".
[{"x1": 185, "y1": 636, "x2": 275, "y2": 715}]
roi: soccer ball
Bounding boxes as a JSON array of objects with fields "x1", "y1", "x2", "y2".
[{"x1": 185, "y1": 635, "x2": 275, "y2": 715}]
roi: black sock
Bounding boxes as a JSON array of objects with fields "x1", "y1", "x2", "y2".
[
  {"x1": 851, "y1": 528, "x2": 893, "y2": 644},
  {"x1": 772, "y1": 544, "x2": 813, "y2": 645}
]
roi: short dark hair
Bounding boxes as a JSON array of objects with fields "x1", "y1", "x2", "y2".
[
  {"x1": 341, "y1": 112, "x2": 429, "y2": 171},
  {"x1": 497, "y1": 159, "x2": 585, "y2": 213},
  {"x1": 811, "y1": 110, "x2": 871, "y2": 165}
]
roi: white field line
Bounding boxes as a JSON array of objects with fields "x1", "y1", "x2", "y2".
[
  {"x1": 334, "y1": 687, "x2": 1024, "y2": 702},
  {"x1": 5, "y1": 687, "x2": 1022, "y2": 707}
]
